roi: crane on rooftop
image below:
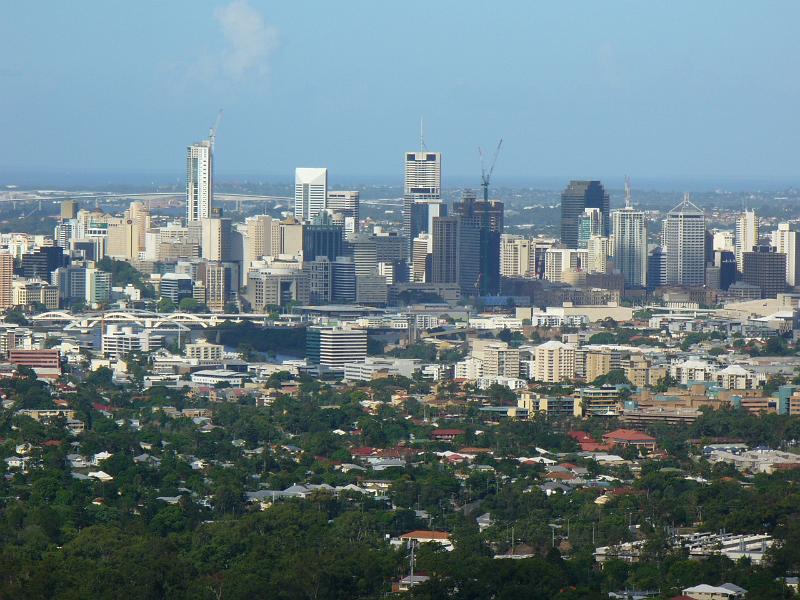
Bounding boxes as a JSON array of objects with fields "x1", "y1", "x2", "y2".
[
  {"x1": 209, "y1": 109, "x2": 224, "y2": 150},
  {"x1": 479, "y1": 138, "x2": 503, "y2": 202}
]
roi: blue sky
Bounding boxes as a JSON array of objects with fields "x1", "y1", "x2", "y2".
[{"x1": 1, "y1": 1, "x2": 799, "y2": 185}]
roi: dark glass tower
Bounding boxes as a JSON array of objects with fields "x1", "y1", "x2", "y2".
[
  {"x1": 560, "y1": 180, "x2": 610, "y2": 248},
  {"x1": 453, "y1": 190, "x2": 503, "y2": 296}
]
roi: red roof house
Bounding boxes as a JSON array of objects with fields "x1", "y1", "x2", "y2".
[{"x1": 602, "y1": 429, "x2": 657, "y2": 450}]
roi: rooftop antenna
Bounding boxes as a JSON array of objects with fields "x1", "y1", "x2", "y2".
[
  {"x1": 209, "y1": 109, "x2": 224, "y2": 150},
  {"x1": 624, "y1": 176, "x2": 632, "y2": 209},
  {"x1": 419, "y1": 116, "x2": 426, "y2": 151}
]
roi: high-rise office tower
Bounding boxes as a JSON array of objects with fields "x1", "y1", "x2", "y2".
[
  {"x1": 0, "y1": 253, "x2": 12, "y2": 310},
  {"x1": 586, "y1": 235, "x2": 611, "y2": 274},
  {"x1": 742, "y1": 245, "x2": 787, "y2": 298},
  {"x1": 332, "y1": 257, "x2": 356, "y2": 303},
  {"x1": 430, "y1": 216, "x2": 459, "y2": 284},
  {"x1": 326, "y1": 191, "x2": 360, "y2": 229},
  {"x1": 302, "y1": 224, "x2": 343, "y2": 262},
  {"x1": 560, "y1": 180, "x2": 610, "y2": 249},
  {"x1": 771, "y1": 223, "x2": 800, "y2": 287},
  {"x1": 205, "y1": 262, "x2": 239, "y2": 313},
  {"x1": 662, "y1": 194, "x2": 706, "y2": 287},
  {"x1": 412, "y1": 234, "x2": 431, "y2": 282},
  {"x1": 577, "y1": 208, "x2": 603, "y2": 249},
  {"x1": 714, "y1": 249, "x2": 737, "y2": 291},
  {"x1": 735, "y1": 209, "x2": 759, "y2": 274},
  {"x1": 712, "y1": 230, "x2": 735, "y2": 252},
  {"x1": 453, "y1": 190, "x2": 503, "y2": 295},
  {"x1": 187, "y1": 141, "x2": 213, "y2": 223},
  {"x1": 403, "y1": 151, "x2": 441, "y2": 258},
  {"x1": 60, "y1": 200, "x2": 78, "y2": 221},
  {"x1": 303, "y1": 257, "x2": 333, "y2": 305},
  {"x1": 611, "y1": 180, "x2": 648, "y2": 288},
  {"x1": 294, "y1": 168, "x2": 328, "y2": 221},
  {"x1": 244, "y1": 215, "x2": 277, "y2": 265},
  {"x1": 647, "y1": 247, "x2": 667, "y2": 290},
  {"x1": 128, "y1": 201, "x2": 150, "y2": 255},
  {"x1": 201, "y1": 217, "x2": 232, "y2": 262},
  {"x1": 500, "y1": 235, "x2": 535, "y2": 278},
  {"x1": 280, "y1": 218, "x2": 304, "y2": 256},
  {"x1": 306, "y1": 326, "x2": 367, "y2": 373}
]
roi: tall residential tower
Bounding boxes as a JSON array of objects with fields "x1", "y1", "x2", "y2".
[
  {"x1": 186, "y1": 141, "x2": 213, "y2": 223},
  {"x1": 611, "y1": 179, "x2": 648, "y2": 288}
]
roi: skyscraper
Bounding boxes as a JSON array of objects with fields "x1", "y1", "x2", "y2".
[
  {"x1": 201, "y1": 217, "x2": 232, "y2": 262},
  {"x1": 430, "y1": 216, "x2": 459, "y2": 284},
  {"x1": 244, "y1": 215, "x2": 278, "y2": 265},
  {"x1": 735, "y1": 209, "x2": 759, "y2": 274},
  {"x1": 0, "y1": 253, "x2": 12, "y2": 310},
  {"x1": 501, "y1": 235, "x2": 535, "y2": 278},
  {"x1": 771, "y1": 223, "x2": 800, "y2": 287},
  {"x1": 453, "y1": 190, "x2": 503, "y2": 295},
  {"x1": 294, "y1": 168, "x2": 328, "y2": 221},
  {"x1": 326, "y1": 191, "x2": 360, "y2": 229},
  {"x1": 662, "y1": 194, "x2": 706, "y2": 287},
  {"x1": 611, "y1": 180, "x2": 648, "y2": 288},
  {"x1": 560, "y1": 181, "x2": 610, "y2": 249},
  {"x1": 403, "y1": 151, "x2": 441, "y2": 258},
  {"x1": 187, "y1": 141, "x2": 213, "y2": 223},
  {"x1": 742, "y1": 245, "x2": 786, "y2": 298},
  {"x1": 577, "y1": 208, "x2": 603, "y2": 249}
]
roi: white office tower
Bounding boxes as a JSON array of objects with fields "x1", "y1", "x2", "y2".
[
  {"x1": 306, "y1": 326, "x2": 367, "y2": 373},
  {"x1": 403, "y1": 151, "x2": 441, "y2": 257},
  {"x1": 294, "y1": 168, "x2": 328, "y2": 221},
  {"x1": 662, "y1": 194, "x2": 706, "y2": 287},
  {"x1": 611, "y1": 181, "x2": 648, "y2": 287},
  {"x1": 735, "y1": 209, "x2": 759, "y2": 273},
  {"x1": 326, "y1": 190, "x2": 359, "y2": 229},
  {"x1": 772, "y1": 223, "x2": 800, "y2": 287},
  {"x1": 187, "y1": 141, "x2": 213, "y2": 223}
]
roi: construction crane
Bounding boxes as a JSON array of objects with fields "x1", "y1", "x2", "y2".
[
  {"x1": 624, "y1": 175, "x2": 632, "y2": 209},
  {"x1": 209, "y1": 109, "x2": 224, "y2": 150},
  {"x1": 479, "y1": 138, "x2": 503, "y2": 202}
]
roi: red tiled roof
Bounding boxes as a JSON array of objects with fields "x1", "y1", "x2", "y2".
[
  {"x1": 603, "y1": 428, "x2": 656, "y2": 442},
  {"x1": 351, "y1": 447, "x2": 377, "y2": 457},
  {"x1": 400, "y1": 530, "x2": 450, "y2": 540},
  {"x1": 432, "y1": 429, "x2": 465, "y2": 436}
]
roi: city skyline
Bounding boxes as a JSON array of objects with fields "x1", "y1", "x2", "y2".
[{"x1": 3, "y1": 1, "x2": 800, "y2": 183}]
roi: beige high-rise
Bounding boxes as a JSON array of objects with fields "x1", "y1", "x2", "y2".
[{"x1": 0, "y1": 253, "x2": 13, "y2": 310}]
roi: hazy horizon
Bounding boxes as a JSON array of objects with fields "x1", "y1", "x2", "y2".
[{"x1": 3, "y1": 1, "x2": 799, "y2": 183}]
